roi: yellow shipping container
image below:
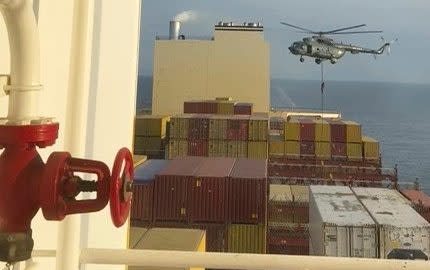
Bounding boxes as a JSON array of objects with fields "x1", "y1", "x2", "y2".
[
  {"x1": 167, "y1": 139, "x2": 188, "y2": 159},
  {"x1": 344, "y1": 120, "x2": 362, "y2": 143},
  {"x1": 208, "y1": 140, "x2": 228, "y2": 157},
  {"x1": 314, "y1": 119, "x2": 331, "y2": 142},
  {"x1": 248, "y1": 141, "x2": 268, "y2": 159},
  {"x1": 227, "y1": 141, "x2": 248, "y2": 158},
  {"x1": 315, "y1": 141, "x2": 331, "y2": 160},
  {"x1": 249, "y1": 115, "x2": 269, "y2": 141},
  {"x1": 227, "y1": 224, "x2": 266, "y2": 254},
  {"x1": 169, "y1": 116, "x2": 190, "y2": 139},
  {"x1": 217, "y1": 101, "x2": 234, "y2": 114},
  {"x1": 209, "y1": 116, "x2": 228, "y2": 140},
  {"x1": 347, "y1": 143, "x2": 363, "y2": 161},
  {"x1": 129, "y1": 227, "x2": 206, "y2": 270},
  {"x1": 269, "y1": 141, "x2": 285, "y2": 157},
  {"x1": 362, "y1": 136, "x2": 380, "y2": 161},
  {"x1": 135, "y1": 115, "x2": 170, "y2": 137},
  {"x1": 285, "y1": 141, "x2": 300, "y2": 158},
  {"x1": 284, "y1": 118, "x2": 300, "y2": 141},
  {"x1": 290, "y1": 185, "x2": 309, "y2": 204}
]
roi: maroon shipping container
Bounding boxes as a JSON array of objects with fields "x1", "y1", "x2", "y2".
[
  {"x1": 228, "y1": 158, "x2": 268, "y2": 224},
  {"x1": 300, "y1": 141, "x2": 315, "y2": 157},
  {"x1": 154, "y1": 157, "x2": 203, "y2": 221},
  {"x1": 188, "y1": 139, "x2": 208, "y2": 156},
  {"x1": 400, "y1": 189, "x2": 430, "y2": 222},
  {"x1": 188, "y1": 115, "x2": 210, "y2": 140},
  {"x1": 227, "y1": 116, "x2": 249, "y2": 140},
  {"x1": 299, "y1": 118, "x2": 315, "y2": 141},
  {"x1": 328, "y1": 119, "x2": 346, "y2": 142},
  {"x1": 331, "y1": 142, "x2": 347, "y2": 157},
  {"x1": 234, "y1": 102, "x2": 253, "y2": 115},
  {"x1": 184, "y1": 101, "x2": 199, "y2": 114},
  {"x1": 131, "y1": 182, "x2": 154, "y2": 224},
  {"x1": 189, "y1": 158, "x2": 236, "y2": 223}
]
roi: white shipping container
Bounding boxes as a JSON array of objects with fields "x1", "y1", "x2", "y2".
[
  {"x1": 309, "y1": 185, "x2": 377, "y2": 258},
  {"x1": 353, "y1": 187, "x2": 430, "y2": 258}
]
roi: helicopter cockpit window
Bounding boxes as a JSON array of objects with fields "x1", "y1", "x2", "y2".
[{"x1": 307, "y1": 45, "x2": 312, "y2": 54}]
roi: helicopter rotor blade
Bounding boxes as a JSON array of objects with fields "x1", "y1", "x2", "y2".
[
  {"x1": 280, "y1": 22, "x2": 317, "y2": 33},
  {"x1": 322, "y1": 24, "x2": 366, "y2": 34},
  {"x1": 326, "y1": 30, "x2": 383, "y2": 35}
]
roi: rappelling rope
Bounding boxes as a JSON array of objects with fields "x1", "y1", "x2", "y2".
[{"x1": 320, "y1": 62, "x2": 326, "y2": 179}]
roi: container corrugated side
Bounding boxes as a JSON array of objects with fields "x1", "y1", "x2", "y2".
[
  {"x1": 269, "y1": 185, "x2": 294, "y2": 223},
  {"x1": 134, "y1": 136, "x2": 163, "y2": 154},
  {"x1": 352, "y1": 187, "x2": 430, "y2": 258},
  {"x1": 362, "y1": 136, "x2": 380, "y2": 161},
  {"x1": 227, "y1": 224, "x2": 266, "y2": 254},
  {"x1": 217, "y1": 101, "x2": 235, "y2": 115},
  {"x1": 208, "y1": 140, "x2": 228, "y2": 157},
  {"x1": 188, "y1": 115, "x2": 210, "y2": 140},
  {"x1": 227, "y1": 115, "x2": 249, "y2": 141},
  {"x1": 187, "y1": 139, "x2": 208, "y2": 157},
  {"x1": 328, "y1": 119, "x2": 346, "y2": 142},
  {"x1": 135, "y1": 115, "x2": 170, "y2": 137},
  {"x1": 309, "y1": 185, "x2": 377, "y2": 258},
  {"x1": 234, "y1": 103, "x2": 253, "y2": 115},
  {"x1": 314, "y1": 119, "x2": 330, "y2": 142},
  {"x1": 347, "y1": 143, "x2": 363, "y2": 161},
  {"x1": 299, "y1": 118, "x2": 315, "y2": 141},
  {"x1": 269, "y1": 141, "x2": 285, "y2": 157},
  {"x1": 401, "y1": 189, "x2": 430, "y2": 209},
  {"x1": 131, "y1": 181, "x2": 154, "y2": 224},
  {"x1": 315, "y1": 141, "x2": 331, "y2": 160},
  {"x1": 209, "y1": 116, "x2": 228, "y2": 140},
  {"x1": 167, "y1": 139, "x2": 188, "y2": 159},
  {"x1": 300, "y1": 141, "x2": 315, "y2": 157},
  {"x1": 170, "y1": 115, "x2": 190, "y2": 139},
  {"x1": 248, "y1": 115, "x2": 269, "y2": 141},
  {"x1": 285, "y1": 141, "x2": 300, "y2": 159},
  {"x1": 227, "y1": 140, "x2": 248, "y2": 158},
  {"x1": 284, "y1": 118, "x2": 300, "y2": 141},
  {"x1": 154, "y1": 175, "x2": 189, "y2": 222},
  {"x1": 331, "y1": 142, "x2": 347, "y2": 158},
  {"x1": 344, "y1": 120, "x2": 362, "y2": 143},
  {"x1": 248, "y1": 141, "x2": 268, "y2": 159}
]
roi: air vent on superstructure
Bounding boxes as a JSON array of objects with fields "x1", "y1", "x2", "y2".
[{"x1": 169, "y1": 20, "x2": 181, "y2": 40}]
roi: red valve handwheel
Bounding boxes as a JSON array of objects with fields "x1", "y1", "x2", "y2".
[{"x1": 110, "y1": 147, "x2": 134, "y2": 227}]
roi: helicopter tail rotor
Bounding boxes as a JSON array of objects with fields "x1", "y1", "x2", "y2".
[{"x1": 380, "y1": 37, "x2": 398, "y2": 55}]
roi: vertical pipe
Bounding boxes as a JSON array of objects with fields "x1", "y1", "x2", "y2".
[{"x1": 56, "y1": 0, "x2": 94, "y2": 270}]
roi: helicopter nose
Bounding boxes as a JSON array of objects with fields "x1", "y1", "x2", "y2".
[{"x1": 288, "y1": 46, "x2": 295, "y2": 53}]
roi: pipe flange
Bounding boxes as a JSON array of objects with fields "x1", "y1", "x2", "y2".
[{"x1": 0, "y1": 122, "x2": 59, "y2": 148}]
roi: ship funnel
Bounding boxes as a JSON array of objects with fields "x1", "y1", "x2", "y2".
[{"x1": 169, "y1": 21, "x2": 181, "y2": 40}]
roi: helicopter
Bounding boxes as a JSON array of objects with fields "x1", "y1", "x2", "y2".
[{"x1": 281, "y1": 22, "x2": 396, "y2": 64}]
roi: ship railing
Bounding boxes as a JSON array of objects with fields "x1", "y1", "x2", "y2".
[
  {"x1": 269, "y1": 176, "x2": 396, "y2": 187},
  {"x1": 269, "y1": 162, "x2": 397, "y2": 175},
  {"x1": 26, "y1": 248, "x2": 429, "y2": 270}
]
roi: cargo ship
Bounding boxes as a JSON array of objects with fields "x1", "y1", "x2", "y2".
[{"x1": 130, "y1": 19, "x2": 430, "y2": 263}]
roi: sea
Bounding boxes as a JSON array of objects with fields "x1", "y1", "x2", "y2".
[{"x1": 137, "y1": 76, "x2": 430, "y2": 193}]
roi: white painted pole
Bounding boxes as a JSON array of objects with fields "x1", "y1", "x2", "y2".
[
  {"x1": 80, "y1": 249, "x2": 430, "y2": 270},
  {"x1": 56, "y1": 1, "x2": 94, "y2": 270},
  {"x1": 0, "y1": 0, "x2": 41, "y2": 121}
]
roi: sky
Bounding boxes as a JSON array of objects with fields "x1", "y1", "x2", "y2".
[{"x1": 138, "y1": 0, "x2": 430, "y2": 84}]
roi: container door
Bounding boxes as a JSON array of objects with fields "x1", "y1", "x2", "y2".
[
  {"x1": 363, "y1": 227, "x2": 377, "y2": 258},
  {"x1": 324, "y1": 226, "x2": 338, "y2": 257},
  {"x1": 350, "y1": 226, "x2": 376, "y2": 258}
]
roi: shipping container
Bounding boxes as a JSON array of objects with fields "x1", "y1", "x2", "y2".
[
  {"x1": 315, "y1": 141, "x2": 331, "y2": 160},
  {"x1": 269, "y1": 141, "x2": 285, "y2": 157},
  {"x1": 344, "y1": 121, "x2": 362, "y2": 143},
  {"x1": 129, "y1": 227, "x2": 206, "y2": 270},
  {"x1": 268, "y1": 185, "x2": 294, "y2": 223},
  {"x1": 284, "y1": 118, "x2": 300, "y2": 141},
  {"x1": 217, "y1": 101, "x2": 235, "y2": 114},
  {"x1": 202, "y1": 101, "x2": 218, "y2": 114},
  {"x1": 249, "y1": 114, "x2": 269, "y2": 141},
  {"x1": 328, "y1": 119, "x2": 346, "y2": 142},
  {"x1": 229, "y1": 159, "x2": 268, "y2": 224},
  {"x1": 227, "y1": 224, "x2": 266, "y2": 254},
  {"x1": 134, "y1": 136, "x2": 164, "y2": 154},
  {"x1": 227, "y1": 115, "x2": 249, "y2": 141},
  {"x1": 285, "y1": 141, "x2": 300, "y2": 159},
  {"x1": 362, "y1": 136, "x2": 380, "y2": 161},
  {"x1": 300, "y1": 141, "x2": 315, "y2": 157},
  {"x1": 227, "y1": 140, "x2": 248, "y2": 158},
  {"x1": 167, "y1": 139, "x2": 188, "y2": 159},
  {"x1": 352, "y1": 187, "x2": 430, "y2": 258},
  {"x1": 331, "y1": 142, "x2": 347, "y2": 158},
  {"x1": 189, "y1": 158, "x2": 236, "y2": 223},
  {"x1": 299, "y1": 118, "x2": 315, "y2": 142},
  {"x1": 400, "y1": 189, "x2": 430, "y2": 223},
  {"x1": 309, "y1": 186, "x2": 377, "y2": 258},
  {"x1": 347, "y1": 143, "x2": 363, "y2": 161},
  {"x1": 208, "y1": 140, "x2": 228, "y2": 157},
  {"x1": 248, "y1": 141, "x2": 268, "y2": 159},
  {"x1": 154, "y1": 157, "x2": 204, "y2": 221},
  {"x1": 183, "y1": 101, "x2": 200, "y2": 114},
  {"x1": 170, "y1": 115, "x2": 191, "y2": 139},
  {"x1": 209, "y1": 115, "x2": 228, "y2": 140},
  {"x1": 270, "y1": 117, "x2": 284, "y2": 131},
  {"x1": 188, "y1": 139, "x2": 208, "y2": 157},
  {"x1": 314, "y1": 119, "x2": 331, "y2": 142},
  {"x1": 135, "y1": 115, "x2": 170, "y2": 137},
  {"x1": 290, "y1": 185, "x2": 309, "y2": 223},
  {"x1": 234, "y1": 102, "x2": 253, "y2": 115},
  {"x1": 267, "y1": 225, "x2": 309, "y2": 255},
  {"x1": 188, "y1": 115, "x2": 210, "y2": 140}
]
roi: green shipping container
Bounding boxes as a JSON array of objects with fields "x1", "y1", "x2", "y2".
[
  {"x1": 248, "y1": 141, "x2": 268, "y2": 159},
  {"x1": 134, "y1": 136, "x2": 164, "y2": 154},
  {"x1": 167, "y1": 139, "x2": 188, "y2": 159},
  {"x1": 134, "y1": 115, "x2": 170, "y2": 137},
  {"x1": 248, "y1": 115, "x2": 269, "y2": 141},
  {"x1": 227, "y1": 141, "x2": 248, "y2": 158},
  {"x1": 209, "y1": 116, "x2": 228, "y2": 140},
  {"x1": 227, "y1": 224, "x2": 266, "y2": 254},
  {"x1": 208, "y1": 140, "x2": 228, "y2": 157},
  {"x1": 169, "y1": 116, "x2": 190, "y2": 139}
]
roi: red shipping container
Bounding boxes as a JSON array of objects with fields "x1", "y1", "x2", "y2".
[
  {"x1": 189, "y1": 158, "x2": 236, "y2": 223},
  {"x1": 400, "y1": 189, "x2": 430, "y2": 222},
  {"x1": 331, "y1": 142, "x2": 347, "y2": 157},
  {"x1": 188, "y1": 115, "x2": 210, "y2": 140},
  {"x1": 154, "y1": 157, "x2": 203, "y2": 222},
  {"x1": 299, "y1": 118, "x2": 315, "y2": 141},
  {"x1": 300, "y1": 141, "x2": 315, "y2": 157},
  {"x1": 203, "y1": 101, "x2": 218, "y2": 114},
  {"x1": 328, "y1": 119, "x2": 346, "y2": 142},
  {"x1": 227, "y1": 116, "x2": 249, "y2": 140},
  {"x1": 188, "y1": 139, "x2": 208, "y2": 156},
  {"x1": 228, "y1": 158, "x2": 268, "y2": 224},
  {"x1": 184, "y1": 101, "x2": 198, "y2": 113},
  {"x1": 234, "y1": 103, "x2": 253, "y2": 115},
  {"x1": 131, "y1": 182, "x2": 154, "y2": 224}
]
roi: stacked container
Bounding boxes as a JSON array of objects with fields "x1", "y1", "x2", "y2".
[
  {"x1": 183, "y1": 98, "x2": 253, "y2": 115},
  {"x1": 248, "y1": 114, "x2": 269, "y2": 159},
  {"x1": 401, "y1": 189, "x2": 430, "y2": 223},
  {"x1": 134, "y1": 115, "x2": 170, "y2": 158}
]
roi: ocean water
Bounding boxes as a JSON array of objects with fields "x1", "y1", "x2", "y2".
[{"x1": 137, "y1": 76, "x2": 430, "y2": 192}]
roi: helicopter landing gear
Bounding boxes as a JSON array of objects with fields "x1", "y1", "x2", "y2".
[
  {"x1": 330, "y1": 59, "x2": 337, "y2": 64},
  {"x1": 315, "y1": 58, "x2": 322, "y2": 64},
  {"x1": 300, "y1": 57, "x2": 304, "y2": 62}
]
